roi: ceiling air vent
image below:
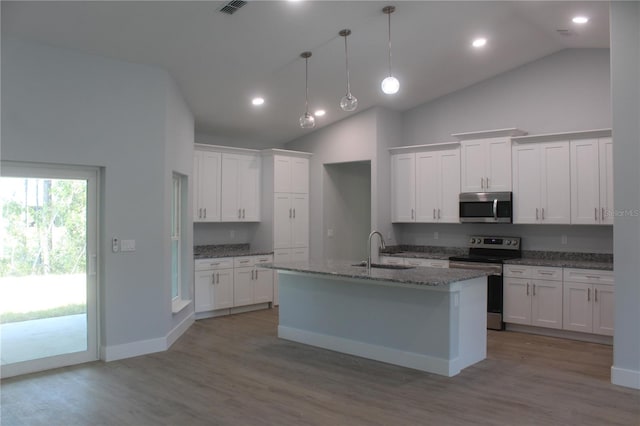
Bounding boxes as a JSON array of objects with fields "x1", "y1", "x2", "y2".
[{"x1": 219, "y1": 1, "x2": 247, "y2": 15}]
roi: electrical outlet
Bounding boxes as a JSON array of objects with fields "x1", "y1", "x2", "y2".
[
  {"x1": 434, "y1": 232, "x2": 439, "y2": 240},
  {"x1": 327, "y1": 228, "x2": 334, "y2": 238},
  {"x1": 230, "y1": 230, "x2": 235, "y2": 239},
  {"x1": 561, "y1": 235, "x2": 568, "y2": 245}
]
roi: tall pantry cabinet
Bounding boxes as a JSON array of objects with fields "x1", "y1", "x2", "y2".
[{"x1": 256, "y1": 150, "x2": 312, "y2": 305}]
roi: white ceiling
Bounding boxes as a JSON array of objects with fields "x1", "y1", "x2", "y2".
[{"x1": 1, "y1": 1, "x2": 610, "y2": 148}]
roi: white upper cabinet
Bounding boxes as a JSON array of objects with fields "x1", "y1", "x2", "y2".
[
  {"x1": 193, "y1": 150, "x2": 221, "y2": 222},
  {"x1": 512, "y1": 141, "x2": 570, "y2": 224},
  {"x1": 570, "y1": 137, "x2": 613, "y2": 225},
  {"x1": 391, "y1": 153, "x2": 416, "y2": 222},
  {"x1": 461, "y1": 137, "x2": 512, "y2": 192},
  {"x1": 274, "y1": 155, "x2": 309, "y2": 194},
  {"x1": 391, "y1": 144, "x2": 460, "y2": 223},
  {"x1": 221, "y1": 153, "x2": 261, "y2": 222}
]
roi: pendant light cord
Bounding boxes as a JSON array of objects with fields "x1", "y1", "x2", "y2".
[
  {"x1": 344, "y1": 35, "x2": 351, "y2": 96},
  {"x1": 305, "y1": 56, "x2": 310, "y2": 114},
  {"x1": 387, "y1": 10, "x2": 393, "y2": 76}
]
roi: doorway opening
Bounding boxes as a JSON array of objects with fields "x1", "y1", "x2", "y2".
[
  {"x1": 323, "y1": 161, "x2": 371, "y2": 261},
  {"x1": 0, "y1": 162, "x2": 99, "y2": 378}
]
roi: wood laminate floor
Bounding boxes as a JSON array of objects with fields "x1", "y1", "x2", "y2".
[{"x1": 1, "y1": 308, "x2": 638, "y2": 426}]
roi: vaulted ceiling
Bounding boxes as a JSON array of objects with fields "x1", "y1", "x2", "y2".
[{"x1": 2, "y1": 1, "x2": 610, "y2": 147}]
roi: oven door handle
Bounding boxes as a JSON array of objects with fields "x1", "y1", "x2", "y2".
[{"x1": 493, "y1": 198, "x2": 498, "y2": 221}]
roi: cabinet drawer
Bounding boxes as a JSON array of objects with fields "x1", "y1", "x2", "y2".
[
  {"x1": 531, "y1": 266, "x2": 563, "y2": 281},
  {"x1": 195, "y1": 257, "x2": 234, "y2": 271},
  {"x1": 379, "y1": 256, "x2": 405, "y2": 265},
  {"x1": 504, "y1": 265, "x2": 531, "y2": 278},
  {"x1": 425, "y1": 259, "x2": 449, "y2": 268},
  {"x1": 563, "y1": 268, "x2": 614, "y2": 285},
  {"x1": 404, "y1": 258, "x2": 429, "y2": 267},
  {"x1": 234, "y1": 256, "x2": 255, "y2": 268},
  {"x1": 254, "y1": 255, "x2": 274, "y2": 265}
]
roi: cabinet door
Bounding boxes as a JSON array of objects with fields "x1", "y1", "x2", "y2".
[
  {"x1": 273, "y1": 194, "x2": 293, "y2": 249},
  {"x1": 291, "y1": 193, "x2": 309, "y2": 248},
  {"x1": 460, "y1": 140, "x2": 486, "y2": 192},
  {"x1": 503, "y1": 278, "x2": 531, "y2": 325},
  {"x1": 512, "y1": 144, "x2": 541, "y2": 224},
  {"x1": 391, "y1": 153, "x2": 415, "y2": 222},
  {"x1": 221, "y1": 154, "x2": 241, "y2": 221},
  {"x1": 415, "y1": 151, "x2": 439, "y2": 222},
  {"x1": 213, "y1": 269, "x2": 234, "y2": 310},
  {"x1": 273, "y1": 155, "x2": 292, "y2": 193},
  {"x1": 254, "y1": 268, "x2": 274, "y2": 304},
  {"x1": 540, "y1": 142, "x2": 570, "y2": 224},
  {"x1": 562, "y1": 282, "x2": 592, "y2": 333},
  {"x1": 194, "y1": 151, "x2": 221, "y2": 222},
  {"x1": 290, "y1": 248, "x2": 309, "y2": 261},
  {"x1": 291, "y1": 157, "x2": 309, "y2": 194},
  {"x1": 194, "y1": 271, "x2": 215, "y2": 313},
  {"x1": 233, "y1": 267, "x2": 254, "y2": 306},
  {"x1": 571, "y1": 139, "x2": 600, "y2": 224},
  {"x1": 485, "y1": 138, "x2": 512, "y2": 191},
  {"x1": 238, "y1": 154, "x2": 261, "y2": 221},
  {"x1": 438, "y1": 149, "x2": 461, "y2": 223},
  {"x1": 599, "y1": 138, "x2": 614, "y2": 225},
  {"x1": 593, "y1": 284, "x2": 614, "y2": 336},
  {"x1": 531, "y1": 280, "x2": 563, "y2": 329}
]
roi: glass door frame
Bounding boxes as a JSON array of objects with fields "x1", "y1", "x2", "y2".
[{"x1": 0, "y1": 161, "x2": 100, "y2": 378}]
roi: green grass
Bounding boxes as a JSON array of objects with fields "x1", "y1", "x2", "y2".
[{"x1": 0, "y1": 304, "x2": 86, "y2": 324}]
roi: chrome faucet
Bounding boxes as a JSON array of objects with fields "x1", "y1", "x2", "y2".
[{"x1": 367, "y1": 230, "x2": 386, "y2": 272}]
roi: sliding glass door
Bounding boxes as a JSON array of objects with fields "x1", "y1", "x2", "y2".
[{"x1": 0, "y1": 162, "x2": 98, "y2": 377}]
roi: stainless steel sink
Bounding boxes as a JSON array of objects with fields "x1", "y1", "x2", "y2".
[{"x1": 352, "y1": 262, "x2": 415, "y2": 270}]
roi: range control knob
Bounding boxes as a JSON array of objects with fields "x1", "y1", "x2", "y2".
[
  {"x1": 470, "y1": 238, "x2": 476, "y2": 244},
  {"x1": 506, "y1": 240, "x2": 511, "y2": 246},
  {"x1": 512, "y1": 240, "x2": 519, "y2": 246}
]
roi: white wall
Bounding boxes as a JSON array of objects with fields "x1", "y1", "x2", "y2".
[
  {"x1": 2, "y1": 38, "x2": 194, "y2": 358},
  {"x1": 285, "y1": 108, "x2": 379, "y2": 259},
  {"x1": 323, "y1": 162, "x2": 371, "y2": 261},
  {"x1": 610, "y1": 2, "x2": 640, "y2": 390},
  {"x1": 193, "y1": 222, "x2": 259, "y2": 246},
  {"x1": 403, "y1": 49, "x2": 611, "y2": 146}
]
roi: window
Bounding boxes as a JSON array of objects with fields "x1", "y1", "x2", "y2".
[{"x1": 171, "y1": 173, "x2": 189, "y2": 313}]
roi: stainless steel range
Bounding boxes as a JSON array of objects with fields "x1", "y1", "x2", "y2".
[{"x1": 449, "y1": 236, "x2": 522, "y2": 330}]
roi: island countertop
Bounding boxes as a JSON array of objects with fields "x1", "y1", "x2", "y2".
[{"x1": 268, "y1": 259, "x2": 489, "y2": 287}]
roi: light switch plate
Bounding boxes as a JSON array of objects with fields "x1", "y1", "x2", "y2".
[{"x1": 121, "y1": 239, "x2": 136, "y2": 252}]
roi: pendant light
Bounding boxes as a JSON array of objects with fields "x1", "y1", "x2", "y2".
[
  {"x1": 299, "y1": 51, "x2": 316, "y2": 129},
  {"x1": 339, "y1": 29, "x2": 358, "y2": 112},
  {"x1": 381, "y1": 5, "x2": 400, "y2": 95}
]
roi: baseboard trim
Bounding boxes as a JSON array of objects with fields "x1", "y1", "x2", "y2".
[
  {"x1": 102, "y1": 337, "x2": 166, "y2": 362},
  {"x1": 611, "y1": 366, "x2": 640, "y2": 389},
  {"x1": 278, "y1": 325, "x2": 455, "y2": 377},
  {"x1": 505, "y1": 323, "x2": 613, "y2": 345},
  {"x1": 166, "y1": 313, "x2": 194, "y2": 348}
]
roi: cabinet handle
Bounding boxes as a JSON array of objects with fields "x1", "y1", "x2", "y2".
[
  {"x1": 438, "y1": 208, "x2": 441, "y2": 219},
  {"x1": 541, "y1": 208, "x2": 544, "y2": 220},
  {"x1": 242, "y1": 208, "x2": 245, "y2": 219},
  {"x1": 595, "y1": 288, "x2": 598, "y2": 302},
  {"x1": 595, "y1": 208, "x2": 598, "y2": 221},
  {"x1": 601, "y1": 207, "x2": 605, "y2": 222},
  {"x1": 238, "y1": 208, "x2": 242, "y2": 219},
  {"x1": 526, "y1": 283, "x2": 529, "y2": 296},
  {"x1": 211, "y1": 274, "x2": 215, "y2": 285},
  {"x1": 480, "y1": 177, "x2": 484, "y2": 189},
  {"x1": 204, "y1": 208, "x2": 207, "y2": 218},
  {"x1": 411, "y1": 209, "x2": 414, "y2": 220},
  {"x1": 289, "y1": 208, "x2": 292, "y2": 218},
  {"x1": 293, "y1": 208, "x2": 296, "y2": 219},
  {"x1": 538, "y1": 271, "x2": 553, "y2": 276},
  {"x1": 587, "y1": 288, "x2": 591, "y2": 302},
  {"x1": 199, "y1": 208, "x2": 203, "y2": 219},
  {"x1": 585, "y1": 275, "x2": 601, "y2": 280},
  {"x1": 536, "y1": 208, "x2": 539, "y2": 220},
  {"x1": 485, "y1": 177, "x2": 489, "y2": 189},
  {"x1": 433, "y1": 209, "x2": 436, "y2": 220},
  {"x1": 216, "y1": 273, "x2": 220, "y2": 284},
  {"x1": 532, "y1": 284, "x2": 536, "y2": 296}
]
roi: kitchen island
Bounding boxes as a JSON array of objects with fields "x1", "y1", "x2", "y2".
[{"x1": 269, "y1": 260, "x2": 489, "y2": 377}]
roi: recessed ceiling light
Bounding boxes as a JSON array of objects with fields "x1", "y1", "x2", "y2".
[
  {"x1": 251, "y1": 97, "x2": 265, "y2": 106},
  {"x1": 472, "y1": 38, "x2": 487, "y2": 48},
  {"x1": 314, "y1": 110, "x2": 326, "y2": 117},
  {"x1": 572, "y1": 16, "x2": 589, "y2": 24}
]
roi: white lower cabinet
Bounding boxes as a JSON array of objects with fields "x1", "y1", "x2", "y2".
[
  {"x1": 563, "y1": 269, "x2": 614, "y2": 336},
  {"x1": 379, "y1": 256, "x2": 449, "y2": 268},
  {"x1": 195, "y1": 258, "x2": 234, "y2": 313},
  {"x1": 195, "y1": 255, "x2": 273, "y2": 315},
  {"x1": 503, "y1": 265, "x2": 563, "y2": 329}
]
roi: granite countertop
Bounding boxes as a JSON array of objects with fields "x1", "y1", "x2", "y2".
[
  {"x1": 380, "y1": 245, "x2": 466, "y2": 260},
  {"x1": 194, "y1": 244, "x2": 273, "y2": 260},
  {"x1": 267, "y1": 259, "x2": 489, "y2": 287},
  {"x1": 504, "y1": 251, "x2": 613, "y2": 271}
]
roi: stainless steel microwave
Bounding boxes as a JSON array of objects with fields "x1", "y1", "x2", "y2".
[{"x1": 459, "y1": 192, "x2": 513, "y2": 223}]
